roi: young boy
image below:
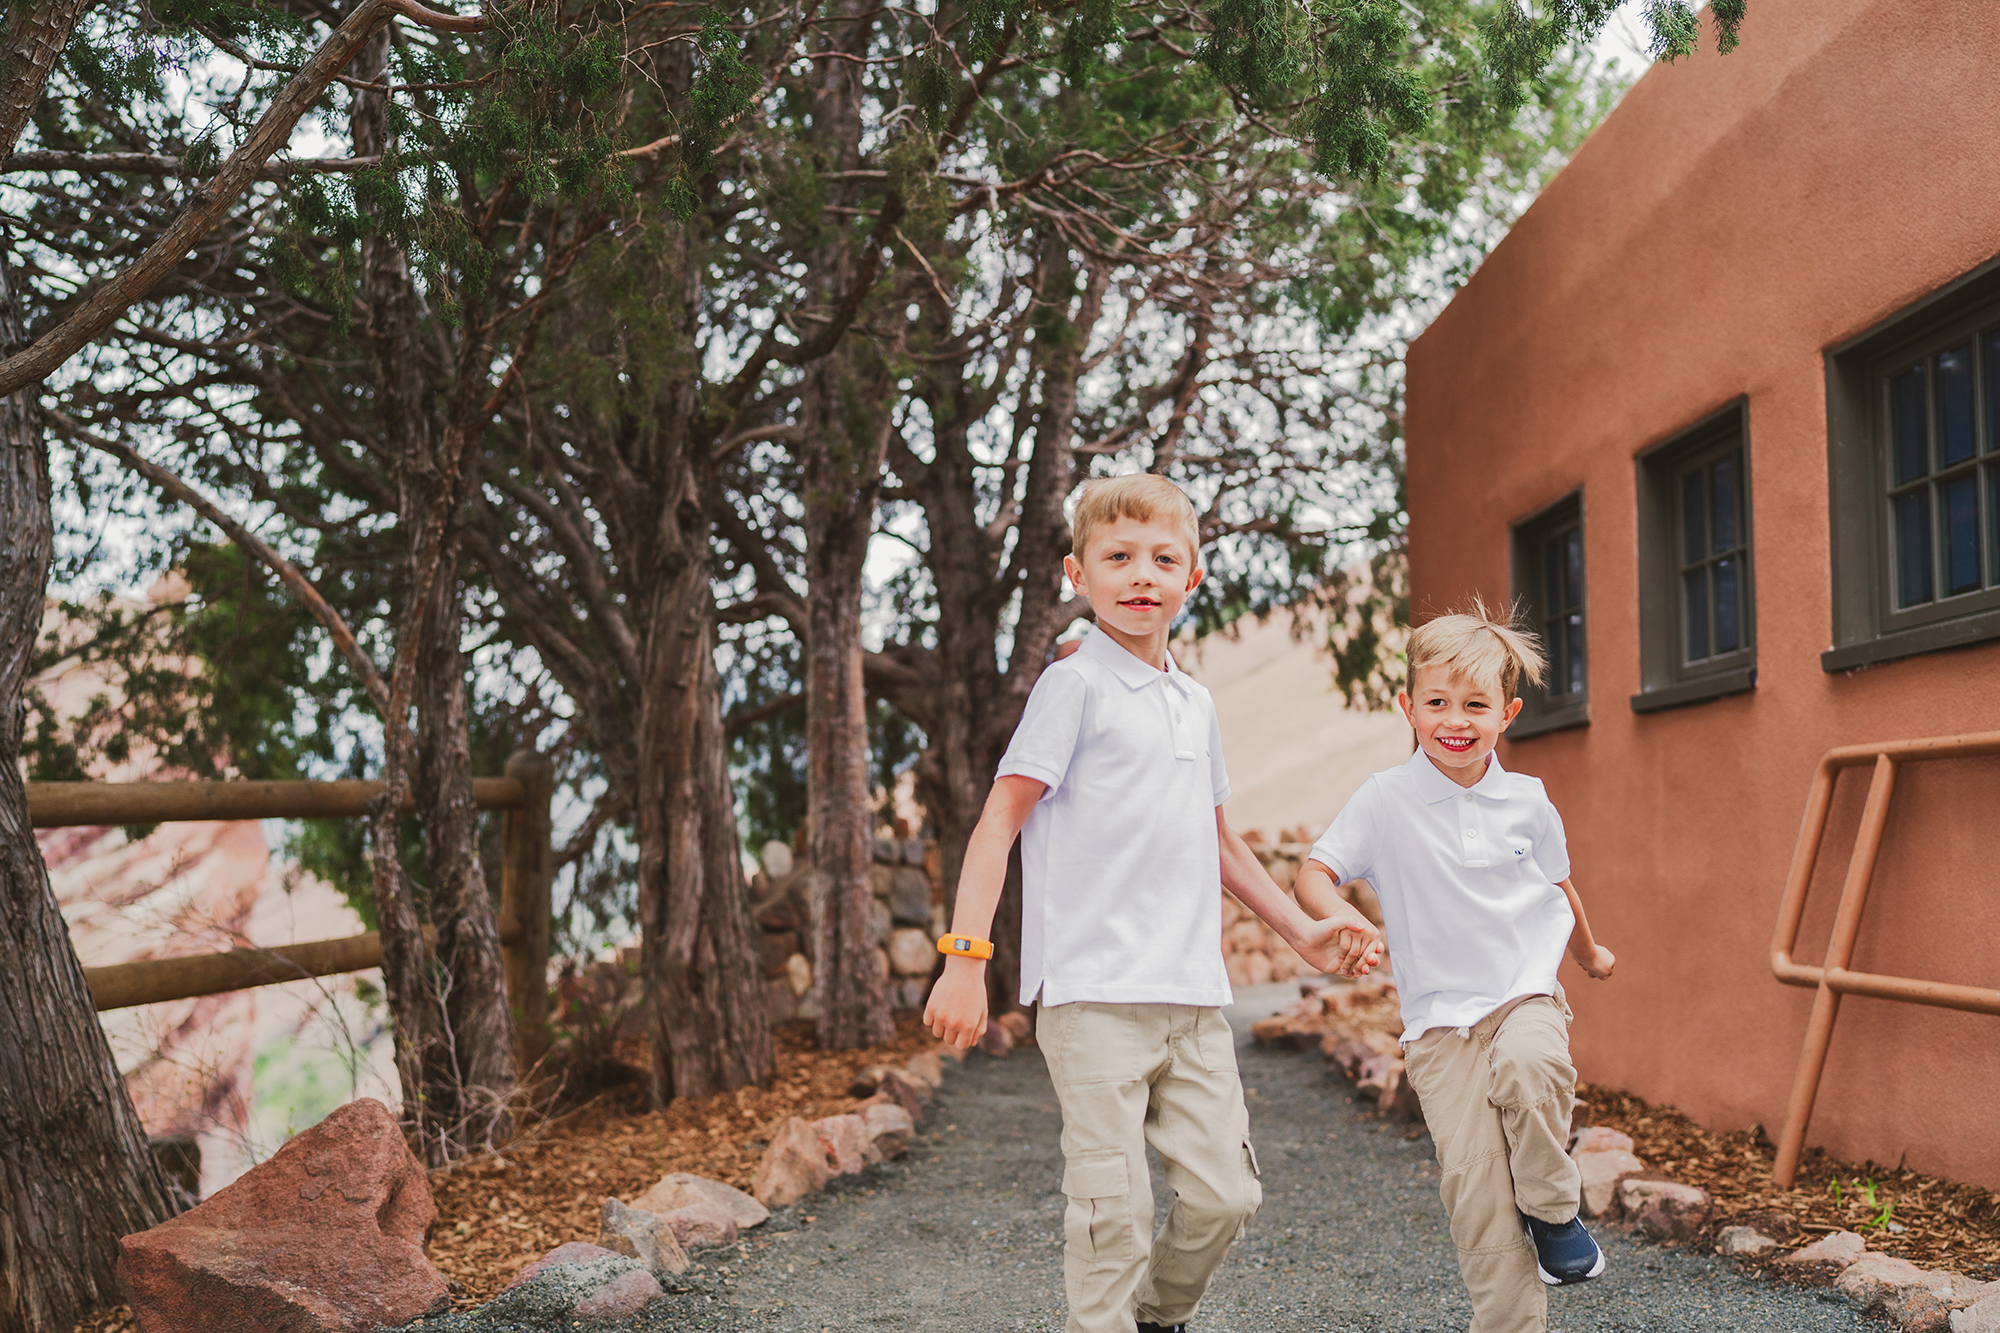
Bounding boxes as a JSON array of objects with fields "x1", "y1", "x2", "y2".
[
  {"x1": 925, "y1": 473, "x2": 1382, "y2": 1333},
  {"x1": 1294, "y1": 605, "x2": 1617, "y2": 1333}
]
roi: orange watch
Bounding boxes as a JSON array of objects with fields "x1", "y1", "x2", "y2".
[{"x1": 936, "y1": 933, "x2": 994, "y2": 960}]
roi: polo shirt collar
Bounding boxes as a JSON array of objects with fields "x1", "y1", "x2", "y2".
[
  {"x1": 1406, "y1": 746, "x2": 1510, "y2": 803},
  {"x1": 1078, "y1": 626, "x2": 1182, "y2": 690}
]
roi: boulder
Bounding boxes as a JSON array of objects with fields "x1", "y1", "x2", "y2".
[
  {"x1": 996, "y1": 1011, "x2": 1034, "y2": 1044},
  {"x1": 865, "y1": 1069, "x2": 929, "y2": 1120},
  {"x1": 861, "y1": 1100, "x2": 916, "y2": 1158},
  {"x1": 1838, "y1": 1255, "x2": 1995, "y2": 1333},
  {"x1": 1572, "y1": 1143, "x2": 1646, "y2": 1219},
  {"x1": 1955, "y1": 1291, "x2": 2000, "y2": 1333},
  {"x1": 847, "y1": 1065, "x2": 894, "y2": 1096},
  {"x1": 871, "y1": 864, "x2": 895, "y2": 900},
  {"x1": 873, "y1": 835, "x2": 901, "y2": 864},
  {"x1": 1571, "y1": 1126, "x2": 1635, "y2": 1156},
  {"x1": 758, "y1": 929, "x2": 802, "y2": 978},
  {"x1": 1737, "y1": 1208, "x2": 1801, "y2": 1239},
  {"x1": 1616, "y1": 1179, "x2": 1710, "y2": 1241},
  {"x1": 1323, "y1": 1035, "x2": 1376, "y2": 1076},
  {"x1": 633, "y1": 1172, "x2": 770, "y2": 1230},
  {"x1": 761, "y1": 840, "x2": 795, "y2": 880},
  {"x1": 1716, "y1": 1226, "x2": 1779, "y2": 1258},
  {"x1": 503, "y1": 1242, "x2": 663, "y2": 1322},
  {"x1": 1354, "y1": 1052, "x2": 1403, "y2": 1101},
  {"x1": 903, "y1": 838, "x2": 927, "y2": 867},
  {"x1": 752, "y1": 1116, "x2": 833, "y2": 1207},
  {"x1": 784, "y1": 952, "x2": 812, "y2": 997},
  {"x1": 598, "y1": 1197, "x2": 690, "y2": 1276},
  {"x1": 889, "y1": 928, "x2": 935, "y2": 976},
  {"x1": 754, "y1": 895, "x2": 799, "y2": 932},
  {"x1": 891, "y1": 977, "x2": 930, "y2": 1009},
  {"x1": 903, "y1": 1050, "x2": 945, "y2": 1089},
  {"x1": 873, "y1": 901, "x2": 894, "y2": 947},
  {"x1": 119, "y1": 1098, "x2": 447, "y2": 1333},
  {"x1": 1776, "y1": 1229, "x2": 1868, "y2": 1271},
  {"x1": 889, "y1": 868, "x2": 933, "y2": 925},
  {"x1": 655, "y1": 1202, "x2": 739, "y2": 1250},
  {"x1": 813, "y1": 1113, "x2": 881, "y2": 1175}
]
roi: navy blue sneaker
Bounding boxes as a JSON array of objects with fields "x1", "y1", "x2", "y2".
[
  {"x1": 1136, "y1": 1323, "x2": 1185, "y2": 1333},
  {"x1": 1522, "y1": 1213, "x2": 1606, "y2": 1285}
]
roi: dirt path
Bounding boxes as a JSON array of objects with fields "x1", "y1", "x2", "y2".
[{"x1": 452, "y1": 988, "x2": 1874, "y2": 1332}]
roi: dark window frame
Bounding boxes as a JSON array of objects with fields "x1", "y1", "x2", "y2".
[
  {"x1": 1508, "y1": 490, "x2": 1590, "y2": 739},
  {"x1": 1633, "y1": 400, "x2": 1757, "y2": 714},
  {"x1": 1826, "y1": 254, "x2": 2000, "y2": 671}
]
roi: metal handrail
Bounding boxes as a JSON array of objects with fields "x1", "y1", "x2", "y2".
[{"x1": 1769, "y1": 730, "x2": 2000, "y2": 1187}]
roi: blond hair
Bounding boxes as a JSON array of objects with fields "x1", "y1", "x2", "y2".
[
  {"x1": 1069, "y1": 474, "x2": 1202, "y2": 565},
  {"x1": 1405, "y1": 598, "x2": 1547, "y2": 703}
]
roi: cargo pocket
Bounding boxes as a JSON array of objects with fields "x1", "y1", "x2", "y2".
[
  {"x1": 1061, "y1": 1152, "x2": 1132, "y2": 1259},
  {"x1": 1237, "y1": 1138, "x2": 1264, "y2": 1238}
]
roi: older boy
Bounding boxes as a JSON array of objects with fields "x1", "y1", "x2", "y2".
[
  {"x1": 1294, "y1": 604, "x2": 1617, "y2": 1333},
  {"x1": 926, "y1": 473, "x2": 1381, "y2": 1333}
]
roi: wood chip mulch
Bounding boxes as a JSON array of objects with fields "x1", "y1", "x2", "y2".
[
  {"x1": 1575, "y1": 1081, "x2": 2000, "y2": 1278},
  {"x1": 76, "y1": 1012, "x2": 947, "y2": 1331}
]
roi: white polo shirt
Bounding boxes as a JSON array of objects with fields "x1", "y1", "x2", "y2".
[
  {"x1": 1309, "y1": 749, "x2": 1574, "y2": 1043},
  {"x1": 996, "y1": 628, "x2": 1233, "y2": 1008}
]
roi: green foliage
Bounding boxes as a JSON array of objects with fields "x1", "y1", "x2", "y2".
[{"x1": 908, "y1": 48, "x2": 957, "y2": 131}]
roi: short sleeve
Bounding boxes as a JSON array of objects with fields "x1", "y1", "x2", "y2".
[
  {"x1": 996, "y1": 665, "x2": 1087, "y2": 795},
  {"x1": 1207, "y1": 703, "x2": 1230, "y2": 806},
  {"x1": 1308, "y1": 781, "x2": 1378, "y2": 884},
  {"x1": 1536, "y1": 794, "x2": 1572, "y2": 883}
]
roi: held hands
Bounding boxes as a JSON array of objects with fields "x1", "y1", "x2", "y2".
[
  {"x1": 923, "y1": 957, "x2": 990, "y2": 1049},
  {"x1": 1573, "y1": 943, "x2": 1616, "y2": 980},
  {"x1": 1296, "y1": 907, "x2": 1384, "y2": 979}
]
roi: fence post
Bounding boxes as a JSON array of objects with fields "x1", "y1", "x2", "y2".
[{"x1": 500, "y1": 750, "x2": 555, "y2": 1079}]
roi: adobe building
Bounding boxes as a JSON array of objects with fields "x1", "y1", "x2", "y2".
[{"x1": 1405, "y1": 0, "x2": 2000, "y2": 1188}]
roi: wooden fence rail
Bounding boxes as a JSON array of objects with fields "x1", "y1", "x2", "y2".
[{"x1": 34, "y1": 750, "x2": 556, "y2": 1073}]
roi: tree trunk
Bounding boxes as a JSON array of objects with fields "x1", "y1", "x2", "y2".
[
  {"x1": 636, "y1": 400, "x2": 775, "y2": 1102},
  {"x1": 800, "y1": 351, "x2": 895, "y2": 1051},
  {"x1": 415, "y1": 554, "x2": 517, "y2": 1148},
  {"x1": 0, "y1": 238, "x2": 176, "y2": 1333}
]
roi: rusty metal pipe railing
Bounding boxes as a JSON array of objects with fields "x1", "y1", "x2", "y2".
[{"x1": 1769, "y1": 730, "x2": 2000, "y2": 1187}]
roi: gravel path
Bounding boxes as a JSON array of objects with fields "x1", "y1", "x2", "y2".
[{"x1": 432, "y1": 987, "x2": 1874, "y2": 1332}]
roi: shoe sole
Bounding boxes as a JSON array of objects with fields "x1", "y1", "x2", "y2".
[{"x1": 1536, "y1": 1248, "x2": 1607, "y2": 1286}]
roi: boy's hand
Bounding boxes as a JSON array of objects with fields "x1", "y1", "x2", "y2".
[
  {"x1": 923, "y1": 958, "x2": 990, "y2": 1049},
  {"x1": 1295, "y1": 911, "x2": 1383, "y2": 979},
  {"x1": 1574, "y1": 943, "x2": 1616, "y2": 980}
]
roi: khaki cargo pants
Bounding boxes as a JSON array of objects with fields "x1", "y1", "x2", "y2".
[
  {"x1": 1401, "y1": 990, "x2": 1583, "y2": 1333},
  {"x1": 1037, "y1": 1002, "x2": 1263, "y2": 1333}
]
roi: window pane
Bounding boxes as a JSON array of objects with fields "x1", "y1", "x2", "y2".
[
  {"x1": 1683, "y1": 568, "x2": 1710, "y2": 662},
  {"x1": 1544, "y1": 618, "x2": 1567, "y2": 698},
  {"x1": 1715, "y1": 557, "x2": 1741, "y2": 653},
  {"x1": 1991, "y1": 463, "x2": 2000, "y2": 586},
  {"x1": 1986, "y1": 330, "x2": 2000, "y2": 454},
  {"x1": 1680, "y1": 470, "x2": 1705, "y2": 565},
  {"x1": 1712, "y1": 453, "x2": 1739, "y2": 554},
  {"x1": 1891, "y1": 365, "x2": 1928, "y2": 484},
  {"x1": 1543, "y1": 536, "x2": 1561, "y2": 618},
  {"x1": 1894, "y1": 489, "x2": 1933, "y2": 607},
  {"x1": 1564, "y1": 528, "x2": 1584, "y2": 608},
  {"x1": 1943, "y1": 475, "x2": 1980, "y2": 595},
  {"x1": 1938, "y1": 344, "x2": 1976, "y2": 466},
  {"x1": 1565, "y1": 613, "x2": 1586, "y2": 694}
]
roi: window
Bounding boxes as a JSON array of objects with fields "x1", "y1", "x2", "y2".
[
  {"x1": 1827, "y1": 258, "x2": 2000, "y2": 670},
  {"x1": 1510, "y1": 491, "x2": 1588, "y2": 737},
  {"x1": 1633, "y1": 402, "x2": 1756, "y2": 712}
]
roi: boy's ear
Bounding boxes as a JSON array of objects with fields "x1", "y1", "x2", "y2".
[
  {"x1": 1062, "y1": 552, "x2": 1085, "y2": 594},
  {"x1": 1499, "y1": 695, "x2": 1524, "y2": 729},
  {"x1": 1184, "y1": 564, "x2": 1203, "y2": 594},
  {"x1": 1396, "y1": 689, "x2": 1414, "y2": 726}
]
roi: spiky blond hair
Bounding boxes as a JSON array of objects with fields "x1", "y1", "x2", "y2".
[
  {"x1": 1069, "y1": 474, "x2": 1202, "y2": 566},
  {"x1": 1405, "y1": 598, "x2": 1547, "y2": 703}
]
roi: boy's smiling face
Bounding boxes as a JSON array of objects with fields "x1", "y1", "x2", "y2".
[
  {"x1": 1397, "y1": 663, "x2": 1524, "y2": 788},
  {"x1": 1063, "y1": 514, "x2": 1202, "y2": 656}
]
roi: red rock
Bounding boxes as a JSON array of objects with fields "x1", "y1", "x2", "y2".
[
  {"x1": 1354, "y1": 1052, "x2": 1403, "y2": 1101},
  {"x1": 1571, "y1": 1126, "x2": 1635, "y2": 1156},
  {"x1": 1322, "y1": 1034, "x2": 1375, "y2": 1076},
  {"x1": 902, "y1": 1051, "x2": 944, "y2": 1088},
  {"x1": 119, "y1": 1098, "x2": 447, "y2": 1333},
  {"x1": 861, "y1": 1102, "x2": 915, "y2": 1158},
  {"x1": 1777, "y1": 1228, "x2": 1868, "y2": 1271},
  {"x1": 510, "y1": 1241, "x2": 622, "y2": 1286},
  {"x1": 980, "y1": 1018, "x2": 1016, "y2": 1058},
  {"x1": 633, "y1": 1172, "x2": 769, "y2": 1229},
  {"x1": 656, "y1": 1202, "x2": 739, "y2": 1249},
  {"x1": 869, "y1": 1069, "x2": 928, "y2": 1120},
  {"x1": 996, "y1": 1011, "x2": 1033, "y2": 1045},
  {"x1": 1835, "y1": 1254, "x2": 1992, "y2": 1333},
  {"x1": 506, "y1": 1242, "x2": 663, "y2": 1320},
  {"x1": 1616, "y1": 1179, "x2": 1711, "y2": 1241},
  {"x1": 1573, "y1": 1145, "x2": 1646, "y2": 1219},
  {"x1": 752, "y1": 1117, "x2": 833, "y2": 1207},
  {"x1": 598, "y1": 1197, "x2": 689, "y2": 1275},
  {"x1": 813, "y1": 1113, "x2": 879, "y2": 1175}
]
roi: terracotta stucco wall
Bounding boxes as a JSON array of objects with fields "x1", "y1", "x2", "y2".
[{"x1": 1405, "y1": 0, "x2": 2000, "y2": 1187}]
